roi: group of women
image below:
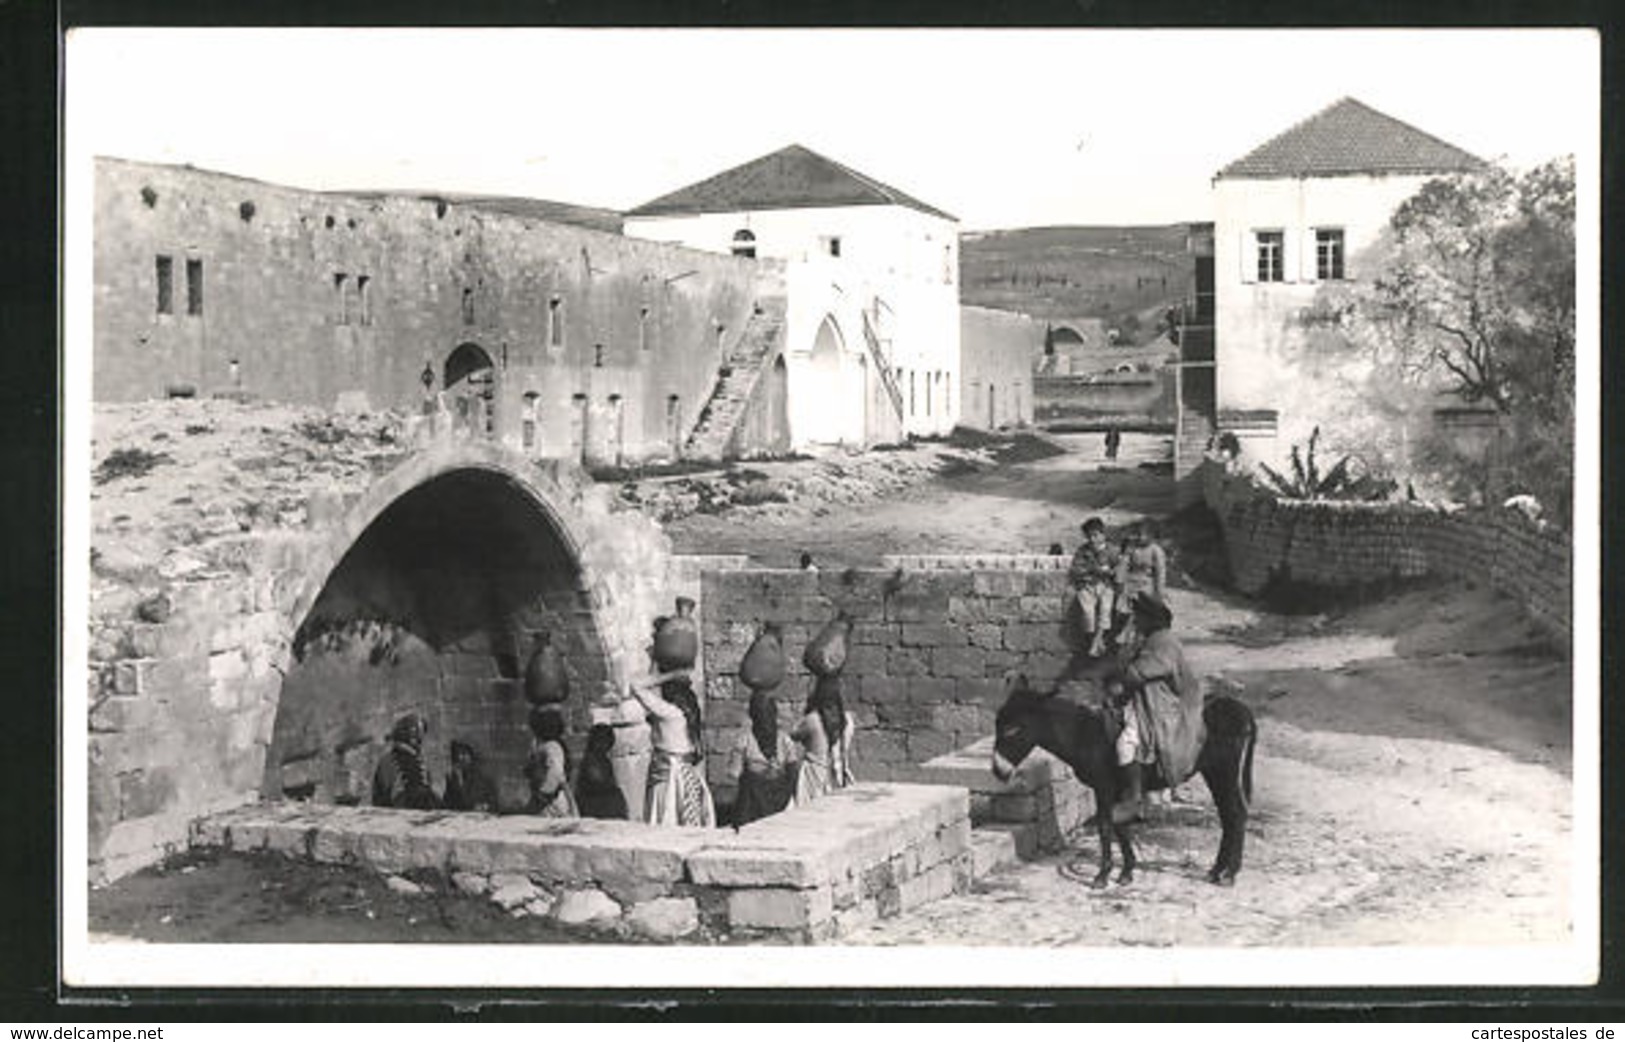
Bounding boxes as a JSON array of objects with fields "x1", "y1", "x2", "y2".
[{"x1": 371, "y1": 628, "x2": 856, "y2": 829}]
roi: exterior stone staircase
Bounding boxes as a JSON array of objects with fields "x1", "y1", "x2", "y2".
[{"x1": 683, "y1": 297, "x2": 786, "y2": 461}]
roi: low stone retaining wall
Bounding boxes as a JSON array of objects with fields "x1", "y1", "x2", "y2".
[
  {"x1": 1201, "y1": 460, "x2": 1572, "y2": 645},
  {"x1": 192, "y1": 781, "x2": 971, "y2": 942}
]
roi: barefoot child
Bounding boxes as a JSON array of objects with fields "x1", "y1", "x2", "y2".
[{"x1": 1068, "y1": 517, "x2": 1121, "y2": 658}]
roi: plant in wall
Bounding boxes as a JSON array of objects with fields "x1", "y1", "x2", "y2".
[{"x1": 1256, "y1": 426, "x2": 1394, "y2": 502}]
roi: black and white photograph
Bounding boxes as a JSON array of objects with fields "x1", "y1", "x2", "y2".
[{"x1": 60, "y1": 27, "x2": 1599, "y2": 991}]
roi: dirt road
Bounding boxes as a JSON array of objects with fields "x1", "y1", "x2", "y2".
[{"x1": 89, "y1": 431, "x2": 1576, "y2": 951}]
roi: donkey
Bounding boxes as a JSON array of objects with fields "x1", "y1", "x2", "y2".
[{"x1": 991, "y1": 674, "x2": 1257, "y2": 888}]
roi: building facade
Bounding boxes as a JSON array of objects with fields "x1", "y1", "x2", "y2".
[
  {"x1": 1212, "y1": 98, "x2": 1483, "y2": 462},
  {"x1": 624, "y1": 145, "x2": 962, "y2": 449},
  {"x1": 94, "y1": 156, "x2": 786, "y2": 465}
]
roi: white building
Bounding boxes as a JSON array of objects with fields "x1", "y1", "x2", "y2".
[
  {"x1": 1213, "y1": 97, "x2": 1484, "y2": 461},
  {"x1": 625, "y1": 145, "x2": 961, "y2": 450}
]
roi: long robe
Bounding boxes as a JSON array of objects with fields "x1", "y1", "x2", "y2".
[{"x1": 1121, "y1": 628, "x2": 1206, "y2": 784}]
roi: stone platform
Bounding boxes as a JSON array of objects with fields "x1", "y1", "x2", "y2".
[
  {"x1": 894, "y1": 736, "x2": 1094, "y2": 870},
  {"x1": 192, "y1": 781, "x2": 971, "y2": 942}
]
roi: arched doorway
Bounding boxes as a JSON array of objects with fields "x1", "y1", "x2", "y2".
[
  {"x1": 265, "y1": 466, "x2": 615, "y2": 812},
  {"x1": 444, "y1": 342, "x2": 496, "y2": 438},
  {"x1": 807, "y1": 315, "x2": 845, "y2": 444}
]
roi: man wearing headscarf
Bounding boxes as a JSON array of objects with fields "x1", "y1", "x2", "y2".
[
  {"x1": 1107, "y1": 592, "x2": 1205, "y2": 824},
  {"x1": 372, "y1": 713, "x2": 440, "y2": 810}
]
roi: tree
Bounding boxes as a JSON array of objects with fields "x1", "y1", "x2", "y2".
[{"x1": 1315, "y1": 157, "x2": 1576, "y2": 522}]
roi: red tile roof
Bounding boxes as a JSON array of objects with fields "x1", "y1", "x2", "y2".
[
  {"x1": 1216, "y1": 97, "x2": 1484, "y2": 180},
  {"x1": 627, "y1": 144, "x2": 956, "y2": 222}
]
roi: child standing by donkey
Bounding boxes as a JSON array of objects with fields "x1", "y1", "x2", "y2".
[{"x1": 1069, "y1": 517, "x2": 1121, "y2": 659}]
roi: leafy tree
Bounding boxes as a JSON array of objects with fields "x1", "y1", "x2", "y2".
[{"x1": 1313, "y1": 157, "x2": 1575, "y2": 522}]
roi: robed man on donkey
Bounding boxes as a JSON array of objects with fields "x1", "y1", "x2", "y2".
[{"x1": 1103, "y1": 591, "x2": 1206, "y2": 824}]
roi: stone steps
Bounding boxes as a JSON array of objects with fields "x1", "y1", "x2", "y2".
[{"x1": 685, "y1": 300, "x2": 787, "y2": 460}]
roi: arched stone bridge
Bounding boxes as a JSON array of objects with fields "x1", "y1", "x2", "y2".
[{"x1": 87, "y1": 424, "x2": 678, "y2": 882}]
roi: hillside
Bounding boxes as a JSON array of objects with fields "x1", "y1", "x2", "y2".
[{"x1": 959, "y1": 225, "x2": 1197, "y2": 343}]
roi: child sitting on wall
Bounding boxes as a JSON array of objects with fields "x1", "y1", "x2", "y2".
[{"x1": 1069, "y1": 517, "x2": 1121, "y2": 659}]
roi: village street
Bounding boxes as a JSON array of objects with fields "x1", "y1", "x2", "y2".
[
  {"x1": 672, "y1": 432, "x2": 1575, "y2": 950},
  {"x1": 88, "y1": 431, "x2": 1574, "y2": 950}
]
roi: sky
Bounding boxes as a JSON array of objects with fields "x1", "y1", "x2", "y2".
[{"x1": 68, "y1": 28, "x2": 1596, "y2": 230}]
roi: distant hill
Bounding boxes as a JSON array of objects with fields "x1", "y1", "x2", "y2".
[{"x1": 959, "y1": 225, "x2": 1197, "y2": 344}]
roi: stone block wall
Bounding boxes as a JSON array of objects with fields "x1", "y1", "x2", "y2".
[
  {"x1": 1202, "y1": 460, "x2": 1572, "y2": 645},
  {"x1": 193, "y1": 780, "x2": 972, "y2": 942},
  {"x1": 698, "y1": 560, "x2": 1077, "y2": 788}
]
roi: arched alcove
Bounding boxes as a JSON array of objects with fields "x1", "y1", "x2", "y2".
[{"x1": 265, "y1": 465, "x2": 612, "y2": 811}]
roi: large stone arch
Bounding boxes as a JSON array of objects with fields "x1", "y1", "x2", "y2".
[{"x1": 266, "y1": 439, "x2": 669, "y2": 811}]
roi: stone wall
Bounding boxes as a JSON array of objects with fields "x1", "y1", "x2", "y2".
[
  {"x1": 958, "y1": 305, "x2": 1044, "y2": 430},
  {"x1": 1201, "y1": 460, "x2": 1571, "y2": 645},
  {"x1": 1034, "y1": 371, "x2": 1177, "y2": 427},
  {"x1": 698, "y1": 557, "x2": 1076, "y2": 787},
  {"x1": 94, "y1": 157, "x2": 786, "y2": 463},
  {"x1": 193, "y1": 780, "x2": 972, "y2": 942}
]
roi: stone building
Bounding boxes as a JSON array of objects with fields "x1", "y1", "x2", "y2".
[
  {"x1": 624, "y1": 145, "x2": 963, "y2": 448},
  {"x1": 959, "y1": 306, "x2": 1042, "y2": 429},
  {"x1": 93, "y1": 156, "x2": 786, "y2": 465},
  {"x1": 1212, "y1": 97, "x2": 1484, "y2": 462}
]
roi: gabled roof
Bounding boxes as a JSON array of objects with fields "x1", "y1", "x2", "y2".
[
  {"x1": 627, "y1": 144, "x2": 957, "y2": 222},
  {"x1": 1216, "y1": 97, "x2": 1484, "y2": 180}
]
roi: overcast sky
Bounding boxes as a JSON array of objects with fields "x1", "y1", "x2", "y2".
[{"x1": 67, "y1": 28, "x2": 1596, "y2": 230}]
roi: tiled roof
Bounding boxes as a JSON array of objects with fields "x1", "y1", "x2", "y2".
[
  {"x1": 627, "y1": 144, "x2": 956, "y2": 222},
  {"x1": 1216, "y1": 97, "x2": 1484, "y2": 180}
]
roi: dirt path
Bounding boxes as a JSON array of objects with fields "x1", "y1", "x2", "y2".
[{"x1": 88, "y1": 431, "x2": 1574, "y2": 949}]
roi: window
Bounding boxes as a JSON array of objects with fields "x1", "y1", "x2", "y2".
[
  {"x1": 942, "y1": 244, "x2": 954, "y2": 284},
  {"x1": 639, "y1": 306, "x2": 651, "y2": 351},
  {"x1": 908, "y1": 370, "x2": 916, "y2": 416},
  {"x1": 731, "y1": 229, "x2": 756, "y2": 259},
  {"x1": 925, "y1": 371, "x2": 933, "y2": 416},
  {"x1": 1315, "y1": 228, "x2": 1346, "y2": 281},
  {"x1": 522, "y1": 392, "x2": 540, "y2": 450},
  {"x1": 333, "y1": 273, "x2": 349, "y2": 324},
  {"x1": 357, "y1": 275, "x2": 371, "y2": 325},
  {"x1": 461, "y1": 288, "x2": 475, "y2": 326},
  {"x1": 824, "y1": 236, "x2": 841, "y2": 258},
  {"x1": 594, "y1": 344, "x2": 604, "y2": 368},
  {"x1": 155, "y1": 256, "x2": 173, "y2": 315},
  {"x1": 185, "y1": 259, "x2": 203, "y2": 316},
  {"x1": 1255, "y1": 231, "x2": 1284, "y2": 283},
  {"x1": 549, "y1": 296, "x2": 563, "y2": 348}
]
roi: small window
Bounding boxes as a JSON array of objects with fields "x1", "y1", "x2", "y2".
[
  {"x1": 731, "y1": 229, "x2": 757, "y2": 259},
  {"x1": 908, "y1": 370, "x2": 916, "y2": 416},
  {"x1": 461, "y1": 288, "x2": 475, "y2": 326},
  {"x1": 1315, "y1": 228, "x2": 1346, "y2": 281},
  {"x1": 639, "y1": 306, "x2": 651, "y2": 351},
  {"x1": 821, "y1": 235, "x2": 842, "y2": 258},
  {"x1": 333, "y1": 273, "x2": 349, "y2": 324},
  {"x1": 185, "y1": 259, "x2": 203, "y2": 316},
  {"x1": 549, "y1": 296, "x2": 563, "y2": 348},
  {"x1": 522, "y1": 392, "x2": 540, "y2": 450},
  {"x1": 1255, "y1": 231, "x2": 1284, "y2": 283},
  {"x1": 356, "y1": 275, "x2": 371, "y2": 325},
  {"x1": 155, "y1": 256, "x2": 174, "y2": 315},
  {"x1": 594, "y1": 344, "x2": 604, "y2": 368},
  {"x1": 942, "y1": 244, "x2": 954, "y2": 284}
]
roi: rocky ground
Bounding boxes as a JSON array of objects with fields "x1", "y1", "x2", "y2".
[{"x1": 87, "y1": 426, "x2": 1577, "y2": 952}]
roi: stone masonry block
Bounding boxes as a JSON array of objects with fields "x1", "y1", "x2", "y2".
[
  {"x1": 856, "y1": 675, "x2": 908, "y2": 705},
  {"x1": 905, "y1": 730, "x2": 954, "y2": 763},
  {"x1": 931, "y1": 645, "x2": 986, "y2": 679},
  {"x1": 851, "y1": 622, "x2": 898, "y2": 646},
  {"x1": 845, "y1": 644, "x2": 889, "y2": 674},
  {"x1": 956, "y1": 677, "x2": 1008, "y2": 706},
  {"x1": 972, "y1": 573, "x2": 1026, "y2": 597},
  {"x1": 686, "y1": 846, "x2": 827, "y2": 889},
  {"x1": 900, "y1": 623, "x2": 966, "y2": 649},
  {"x1": 886, "y1": 647, "x2": 930, "y2": 677},
  {"x1": 727, "y1": 886, "x2": 834, "y2": 930},
  {"x1": 966, "y1": 624, "x2": 1003, "y2": 649},
  {"x1": 1003, "y1": 622, "x2": 1060, "y2": 653},
  {"x1": 853, "y1": 729, "x2": 907, "y2": 766},
  {"x1": 1017, "y1": 596, "x2": 1061, "y2": 622},
  {"x1": 906, "y1": 677, "x2": 957, "y2": 705}
]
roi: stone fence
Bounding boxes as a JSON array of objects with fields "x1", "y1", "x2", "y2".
[
  {"x1": 698, "y1": 565, "x2": 1077, "y2": 787},
  {"x1": 1201, "y1": 459, "x2": 1572, "y2": 646}
]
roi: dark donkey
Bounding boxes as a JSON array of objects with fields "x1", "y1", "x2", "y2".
[{"x1": 991, "y1": 674, "x2": 1257, "y2": 888}]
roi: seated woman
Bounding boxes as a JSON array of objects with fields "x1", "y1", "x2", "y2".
[
  {"x1": 442, "y1": 739, "x2": 499, "y2": 813},
  {"x1": 727, "y1": 689, "x2": 799, "y2": 826},
  {"x1": 792, "y1": 674, "x2": 855, "y2": 805},
  {"x1": 524, "y1": 708, "x2": 578, "y2": 819},
  {"x1": 372, "y1": 713, "x2": 439, "y2": 810},
  {"x1": 629, "y1": 664, "x2": 716, "y2": 828},
  {"x1": 574, "y1": 723, "x2": 629, "y2": 820}
]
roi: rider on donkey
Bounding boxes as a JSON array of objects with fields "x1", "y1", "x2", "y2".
[{"x1": 1105, "y1": 591, "x2": 1206, "y2": 824}]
